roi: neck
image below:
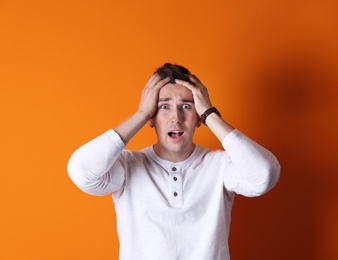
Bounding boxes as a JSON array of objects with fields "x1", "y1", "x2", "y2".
[{"x1": 153, "y1": 143, "x2": 195, "y2": 163}]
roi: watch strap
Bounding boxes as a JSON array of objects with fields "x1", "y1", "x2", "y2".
[{"x1": 200, "y1": 107, "x2": 221, "y2": 126}]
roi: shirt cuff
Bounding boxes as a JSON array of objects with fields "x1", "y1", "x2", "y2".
[
  {"x1": 106, "y1": 129, "x2": 126, "y2": 150},
  {"x1": 221, "y1": 129, "x2": 241, "y2": 148}
]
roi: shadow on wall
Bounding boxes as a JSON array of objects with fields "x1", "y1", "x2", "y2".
[{"x1": 230, "y1": 48, "x2": 338, "y2": 260}]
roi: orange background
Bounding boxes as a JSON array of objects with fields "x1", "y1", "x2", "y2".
[{"x1": 1, "y1": 0, "x2": 337, "y2": 259}]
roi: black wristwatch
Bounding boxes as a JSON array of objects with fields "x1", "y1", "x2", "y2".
[{"x1": 200, "y1": 107, "x2": 221, "y2": 126}]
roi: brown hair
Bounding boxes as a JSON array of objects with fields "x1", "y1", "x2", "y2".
[{"x1": 155, "y1": 63, "x2": 191, "y2": 83}]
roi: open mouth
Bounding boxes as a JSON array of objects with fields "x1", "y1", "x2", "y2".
[{"x1": 168, "y1": 131, "x2": 184, "y2": 138}]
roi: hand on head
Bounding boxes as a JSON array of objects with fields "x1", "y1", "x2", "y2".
[
  {"x1": 137, "y1": 74, "x2": 171, "y2": 120},
  {"x1": 139, "y1": 63, "x2": 213, "y2": 122},
  {"x1": 175, "y1": 74, "x2": 213, "y2": 116}
]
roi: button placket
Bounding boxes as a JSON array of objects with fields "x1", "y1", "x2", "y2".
[{"x1": 169, "y1": 165, "x2": 183, "y2": 207}]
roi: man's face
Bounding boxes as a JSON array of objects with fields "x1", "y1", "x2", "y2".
[{"x1": 151, "y1": 83, "x2": 200, "y2": 162}]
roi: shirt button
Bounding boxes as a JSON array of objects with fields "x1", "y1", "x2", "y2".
[
  {"x1": 173, "y1": 177, "x2": 178, "y2": 181},
  {"x1": 174, "y1": 192, "x2": 178, "y2": 196},
  {"x1": 172, "y1": 167, "x2": 177, "y2": 171}
]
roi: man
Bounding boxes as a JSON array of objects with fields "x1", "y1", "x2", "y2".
[{"x1": 68, "y1": 63, "x2": 280, "y2": 260}]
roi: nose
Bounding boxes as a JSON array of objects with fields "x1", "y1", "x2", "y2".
[{"x1": 171, "y1": 107, "x2": 183, "y2": 124}]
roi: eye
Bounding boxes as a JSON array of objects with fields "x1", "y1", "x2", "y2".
[
  {"x1": 182, "y1": 104, "x2": 191, "y2": 109},
  {"x1": 160, "y1": 104, "x2": 169, "y2": 109}
]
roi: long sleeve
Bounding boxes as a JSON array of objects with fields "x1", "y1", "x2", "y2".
[
  {"x1": 222, "y1": 130, "x2": 281, "y2": 197},
  {"x1": 67, "y1": 129, "x2": 126, "y2": 196}
]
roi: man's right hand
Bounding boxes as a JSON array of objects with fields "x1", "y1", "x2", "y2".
[
  {"x1": 137, "y1": 74, "x2": 171, "y2": 120},
  {"x1": 113, "y1": 74, "x2": 170, "y2": 144}
]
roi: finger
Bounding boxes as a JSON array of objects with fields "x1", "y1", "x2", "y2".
[
  {"x1": 175, "y1": 79, "x2": 196, "y2": 91},
  {"x1": 188, "y1": 74, "x2": 202, "y2": 84},
  {"x1": 154, "y1": 76, "x2": 171, "y2": 89},
  {"x1": 146, "y1": 73, "x2": 162, "y2": 88}
]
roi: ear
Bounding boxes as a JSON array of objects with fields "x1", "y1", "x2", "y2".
[
  {"x1": 149, "y1": 119, "x2": 154, "y2": 128},
  {"x1": 196, "y1": 118, "x2": 202, "y2": 128}
]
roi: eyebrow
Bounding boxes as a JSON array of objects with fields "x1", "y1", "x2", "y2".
[{"x1": 158, "y1": 98, "x2": 194, "y2": 103}]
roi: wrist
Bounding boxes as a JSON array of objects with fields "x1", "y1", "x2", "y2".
[
  {"x1": 200, "y1": 107, "x2": 221, "y2": 126},
  {"x1": 136, "y1": 109, "x2": 154, "y2": 121}
]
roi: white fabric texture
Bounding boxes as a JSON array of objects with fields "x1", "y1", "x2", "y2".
[{"x1": 68, "y1": 129, "x2": 280, "y2": 260}]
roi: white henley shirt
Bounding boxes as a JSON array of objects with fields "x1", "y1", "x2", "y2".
[{"x1": 68, "y1": 129, "x2": 280, "y2": 260}]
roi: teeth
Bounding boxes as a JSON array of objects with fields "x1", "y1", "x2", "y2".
[
  {"x1": 170, "y1": 131, "x2": 183, "y2": 134},
  {"x1": 169, "y1": 131, "x2": 183, "y2": 137}
]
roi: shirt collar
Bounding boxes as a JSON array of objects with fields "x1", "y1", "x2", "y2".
[{"x1": 145, "y1": 144, "x2": 200, "y2": 171}]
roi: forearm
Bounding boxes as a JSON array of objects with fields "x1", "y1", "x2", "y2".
[
  {"x1": 114, "y1": 111, "x2": 150, "y2": 144},
  {"x1": 205, "y1": 112, "x2": 235, "y2": 142}
]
